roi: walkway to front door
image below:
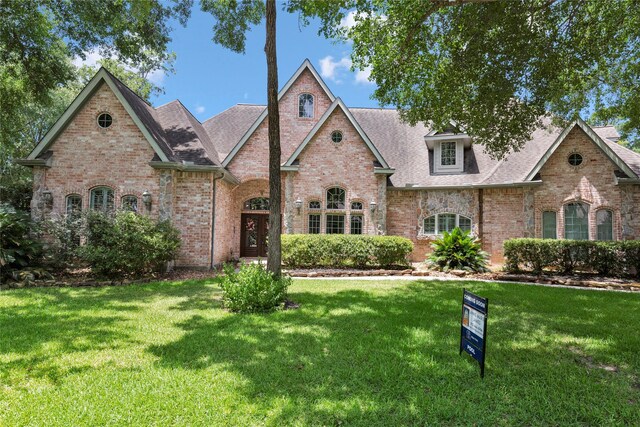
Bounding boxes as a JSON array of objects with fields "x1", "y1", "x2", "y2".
[{"x1": 240, "y1": 213, "x2": 269, "y2": 257}]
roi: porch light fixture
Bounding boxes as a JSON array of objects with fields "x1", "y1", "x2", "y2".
[
  {"x1": 142, "y1": 190, "x2": 152, "y2": 210},
  {"x1": 294, "y1": 198, "x2": 303, "y2": 214},
  {"x1": 370, "y1": 200, "x2": 377, "y2": 212}
]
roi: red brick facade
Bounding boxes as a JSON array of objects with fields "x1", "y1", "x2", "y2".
[{"x1": 27, "y1": 65, "x2": 640, "y2": 268}]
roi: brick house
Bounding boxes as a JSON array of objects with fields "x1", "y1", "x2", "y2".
[{"x1": 19, "y1": 60, "x2": 640, "y2": 267}]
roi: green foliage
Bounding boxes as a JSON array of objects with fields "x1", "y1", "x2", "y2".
[
  {"x1": 40, "y1": 214, "x2": 84, "y2": 269},
  {"x1": 219, "y1": 262, "x2": 290, "y2": 313},
  {"x1": 78, "y1": 211, "x2": 181, "y2": 278},
  {"x1": 427, "y1": 227, "x2": 489, "y2": 272},
  {"x1": 0, "y1": 203, "x2": 42, "y2": 279},
  {"x1": 291, "y1": 1, "x2": 640, "y2": 154},
  {"x1": 503, "y1": 238, "x2": 640, "y2": 277},
  {"x1": 200, "y1": 0, "x2": 265, "y2": 54},
  {"x1": 281, "y1": 234, "x2": 413, "y2": 268}
]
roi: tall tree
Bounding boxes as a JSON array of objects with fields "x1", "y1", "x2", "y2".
[
  {"x1": 200, "y1": 0, "x2": 283, "y2": 277},
  {"x1": 290, "y1": 0, "x2": 640, "y2": 157}
]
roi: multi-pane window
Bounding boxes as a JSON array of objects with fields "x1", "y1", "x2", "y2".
[
  {"x1": 326, "y1": 187, "x2": 346, "y2": 209},
  {"x1": 97, "y1": 113, "x2": 112, "y2": 128},
  {"x1": 308, "y1": 200, "x2": 321, "y2": 210},
  {"x1": 298, "y1": 93, "x2": 314, "y2": 118},
  {"x1": 350, "y1": 215, "x2": 363, "y2": 235},
  {"x1": 326, "y1": 215, "x2": 345, "y2": 234},
  {"x1": 244, "y1": 197, "x2": 270, "y2": 211},
  {"x1": 121, "y1": 195, "x2": 138, "y2": 212},
  {"x1": 564, "y1": 202, "x2": 589, "y2": 240},
  {"x1": 66, "y1": 194, "x2": 82, "y2": 217},
  {"x1": 308, "y1": 214, "x2": 321, "y2": 234},
  {"x1": 351, "y1": 201, "x2": 363, "y2": 210},
  {"x1": 542, "y1": 211, "x2": 557, "y2": 239},
  {"x1": 596, "y1": 210, "x2": 613, "y2": 240},
  {"x1": 440, "y1": 141, "x2": 457, "y2": 166},
  {"x1": 423, "y1": 213, "x2": 472, "y2": 235},
  {"x1": 90, "y1": 187, "x2": 114, "y2": 213}
]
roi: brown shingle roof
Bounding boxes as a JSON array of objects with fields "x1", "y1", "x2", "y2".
[{"x1": 202, "y1": 104, "x2": 265, "y2": 160}]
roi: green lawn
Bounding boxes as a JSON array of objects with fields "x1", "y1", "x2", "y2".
[{"x1": 1, "y1": 279, "x2": 638, "y2": 426}]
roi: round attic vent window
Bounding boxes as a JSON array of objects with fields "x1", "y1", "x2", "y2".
[
  {"x1": 331, "y1": 130, "x2": 343, "y2": 143},
  {"x1": 97, "y1": 113, "x2": 113, "y2": 128},
  {"x1": 568, "y1": 153, "x2": 583, "y2": 166}
]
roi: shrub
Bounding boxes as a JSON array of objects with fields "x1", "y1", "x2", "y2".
[
  {"x1": 0, "y1": 203, "x2": 43, "y2": 280},
  {"x1": 426, "y1": 228, "x2": 489, "y2": 272},
  {"x1": 503, "y1": 238, "x2": 640, "y2": 277},
  {"x1": 281, "y1": 234, "x2": 413, "y2": 268},
  {"x1": 78, "y1": 210, "x2": 181, "y2": 278},
  {"x1": 220, "y1": 262, "x2": 291, "y2": 313},
  {"x1": 40, "y1": 213, "x2": 83, "y2": 269}
]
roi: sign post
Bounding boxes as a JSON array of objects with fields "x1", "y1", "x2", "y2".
[{"x1": 459, "y1": 289, "x2": 489, "y2": 378}]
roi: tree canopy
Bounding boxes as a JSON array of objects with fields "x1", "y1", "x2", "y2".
[{"x1": 290, "y1": 0, "x2": 640, "y2": 157}]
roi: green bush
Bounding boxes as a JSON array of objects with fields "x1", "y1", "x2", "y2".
[
  {"x1": 426, "y1": 228, "x2": 489, "y2": 272},
  {"x1": 78, "y1": 210, "x2": 181, "y2": 278},
  {"x1": 281, "y1": 234, "x2": 413, "y2": 268},
  {"x1": 503, "y1": 238, "x2": 640, "y2": 277},
  {"x1": 41, "y1": 213, "x2": 83, "y2": 269},
  {"x1": 220, "y1": 263, "x2": 291, "y2": 313},
  {"x1": 0, "y1": 203, "x2": 43, "y2": 279}
]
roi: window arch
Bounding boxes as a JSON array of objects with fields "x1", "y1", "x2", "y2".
[
  {"x1": 564, "y1": 202, "x2": 589, "y2": 240},
  {"x1": 121, "y1": 195, "x2": 138, "y2": 212},
  {"x1": 243, "y1": 197, "x2": 269, "y2": 211},
  {"x1": 596, "y1": 209, "x2": 613, "y2": 240},
  {"x1": 423, "y1": 213, "x2": 472, "y2": 235},
  {"x1": 308, "y1": 200, "x2": 321, "y2": 210},
  {"x1": 298, "y1": 93, "x2": 314, "y2": 118},
  {"x1": 351, "y1": 201, "x2": 363, "y2": 210},
  {"x1": 326, "y1": 187, "x2": 346, "y2": 209},
  {"x1": 66, "y1": 194, "x2": 82, "y2": 216},
  {"x1": 90, "y1": 187, "x2": 114, "y2": 213}
]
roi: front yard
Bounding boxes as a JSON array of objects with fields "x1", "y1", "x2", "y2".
[{"x1": 1, "y1": 279, "x2": 638, "y2": 425}]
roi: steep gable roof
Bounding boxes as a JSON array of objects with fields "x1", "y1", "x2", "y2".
[
  {"x1": 523, "y1": 118, "x2": 637, "y2": 180},
  {"x1": 284, "y1": 98, "x2": 392, "y2": 171},
  {"x1": 221, "y1": 59, "x2": 336, "y2": 167},
  {"x1": 27, "y1": 68, "x2": 172, "y2": 162},
  {"x1": 202, "y1": 104, "x2": 264, "y2": 160}
]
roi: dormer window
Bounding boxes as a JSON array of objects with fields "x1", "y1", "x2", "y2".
[
  {"x1": 298, "y1": 93, "x2": 314, "y2": 118},
  {"x1": 433, "y1": 140, "x2": 464, "y2": 174}
]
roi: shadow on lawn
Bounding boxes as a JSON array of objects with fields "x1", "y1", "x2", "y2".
[{"x1": 148, "y1": 280, "x2": 640, "y2": 425}]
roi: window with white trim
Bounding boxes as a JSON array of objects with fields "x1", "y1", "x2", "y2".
[
  {"x1": 564, "y1": 202, "x2": 589, "y2": 240},
  {"x1": 596, "y1": 209, "x2": 613, "y2": 240},
  {"x1": 434, "y1": 140, "x2": 464, "y2": 173},
  {"x1": 298, "y1": 93, "x2": 314, "y2": 118},
  {"x1": 423, "y1": 213, "x2": 472, "y2": 235}
]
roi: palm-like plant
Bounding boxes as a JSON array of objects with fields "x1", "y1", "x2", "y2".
[{"x1": 427, "y1": 227, "x2": 489, "y2": 272}]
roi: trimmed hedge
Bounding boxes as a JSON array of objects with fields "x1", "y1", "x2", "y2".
[
  {"x1": 503, "y1": 238, "x2": 640, "y2": 277},
  {"x1": 282, "y1": 234, "x2": 413, "y2": 268}
]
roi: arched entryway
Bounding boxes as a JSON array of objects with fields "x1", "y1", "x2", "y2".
[{"x1": 240, "y1": 197, "x2": 269, "y2": 257}]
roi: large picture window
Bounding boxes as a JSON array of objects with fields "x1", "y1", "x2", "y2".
[
  {"x1": 423, "y1": 213, "x2": 472, "y2": 235},
  {"x1": 326, "y1": 187, "x2": 346, "y2": 209},
  {"x1": 542, "y1": 211, "x2": 557, "y2": 239},
  {"x1": 90, "y1": 187, "x2": 114, "y2": 213},
  {"x1": 298, "y1": 93, "x2": 314, "y2": 118},
  {"x1": 564, "y1": 202, "x2": 589, "y2": 240},
  {"x1": 596, "y1": 210, "x2": 613, "y2": 240}
]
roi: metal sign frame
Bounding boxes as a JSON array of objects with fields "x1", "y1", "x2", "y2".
[{"x1": 459, "y1": 288, "x2": 489, "y2": 378}]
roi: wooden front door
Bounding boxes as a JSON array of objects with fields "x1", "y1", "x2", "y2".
[{"x1": 240, "y1": 214, "x2": 269, "y2": 257}]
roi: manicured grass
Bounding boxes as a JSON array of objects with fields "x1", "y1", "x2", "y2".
[{"x1": 1, "y1": 279, "x2": 638, "y2": 426}]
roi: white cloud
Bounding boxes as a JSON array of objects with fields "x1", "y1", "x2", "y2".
[
  {"x1": 319, "y1": 55, "x2": 352, "y2": 82},
  {"x1": 340, "y1": 10, "x2": 358, "y2": 30},
  {"x1": 195, "y1": 105, "x2": 206, "y2": 114},
  {"x1": 147, "y1": 68, "x2": 166, "y2": 85},
  {"x1": 355, "y1": 66, "x2": 374, "y2": 85}
]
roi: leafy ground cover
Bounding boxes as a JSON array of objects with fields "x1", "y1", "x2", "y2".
[{"x1": 1, "y1": 279, "x2": 638, "y2": 425}]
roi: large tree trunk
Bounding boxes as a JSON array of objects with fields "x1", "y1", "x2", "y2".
[{"x1": 264, "y1": 0, "x2": 281, "y2": 277}]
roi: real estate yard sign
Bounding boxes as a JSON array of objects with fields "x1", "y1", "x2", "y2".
[{"x1": 460, "y1": 289, "x2": 489, "y2": 378}]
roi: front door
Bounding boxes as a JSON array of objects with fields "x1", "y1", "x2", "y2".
[{"x1": 240, "y1": 214, "x2": 269, "y2": 257}]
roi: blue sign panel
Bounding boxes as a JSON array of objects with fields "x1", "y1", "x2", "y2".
[{"x1": 460, "y1": 289, "x2": 489, "y2": 378}]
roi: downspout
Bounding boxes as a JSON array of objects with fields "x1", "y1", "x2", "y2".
[{"x1": 210, "y1": 171, "x2": 225, "y2": 270}]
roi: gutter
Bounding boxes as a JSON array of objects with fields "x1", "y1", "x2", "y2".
[
  {"x1": 148, "y1": 161, "x2": 240, "y2": 185},
  {"x1": 615, "y1": 177, "x2": 640, "y2": 185},
  {"x1": 210, "y1": 171, "x2": 225, "y2": 270},
  {"x1": 389, "y1": 180, "x2": 544, "y2": 191},
  {"x1": 15, "y1": 158, "x2": 52, "y2": 167}
]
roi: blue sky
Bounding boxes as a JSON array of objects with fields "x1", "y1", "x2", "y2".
[{"x1": 153, "y1": 8, "x2": 377, "y2": 121}]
